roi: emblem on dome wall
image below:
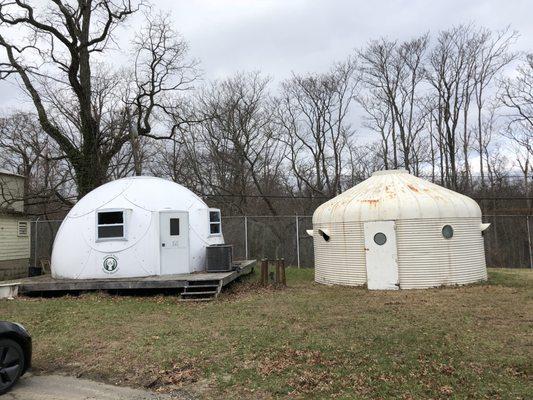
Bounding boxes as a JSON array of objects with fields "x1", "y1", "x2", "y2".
[{"x1": 102, "y1": 256, "x2": 118, "y2": 274}]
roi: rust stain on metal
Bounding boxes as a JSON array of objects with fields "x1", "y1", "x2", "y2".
[{"x1": 361, "y1": 199, "x2": 380, "y2": 206}]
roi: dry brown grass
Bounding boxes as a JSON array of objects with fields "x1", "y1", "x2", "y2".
[{"x1": 2, "y1": 268, "x2": 532, "y2": 399}]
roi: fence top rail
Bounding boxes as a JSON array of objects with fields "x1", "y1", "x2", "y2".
[
  {"x1": 222, "y1": 215, "x2": 312, "y2": 218},
  {"x1": 32, "y1": 214, "x2": 533, "y2": 223},
  {"x1": 484, "y1": 215, "x2": 533, "y2": 217}
]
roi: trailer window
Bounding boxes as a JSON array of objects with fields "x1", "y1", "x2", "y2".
[
  {"x1": 209, "y1": 210, "x2": 222, "y2": 235},
  {"x1": 97, "y1": 210, "x2": 126, "y2": 240}
]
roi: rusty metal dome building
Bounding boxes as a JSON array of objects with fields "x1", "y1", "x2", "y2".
[{"x1": 310, "y1": 169, "x2": 488, "y2": 290}]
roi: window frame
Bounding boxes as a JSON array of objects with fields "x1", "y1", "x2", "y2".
[
  {"x1": 95, "y1": 209, "x2": 128, "y2": 242},
  {"x1": 169, "y1": 217, "x2": 180, "y2": 236},
  {"x1": 441, "y1": 224, "x2": 454, "y2": 240},
  {"x1": 17, "y1": 221, "x2": 29, "y2": 237},
  {"x1": 209, "y1": 208, "x2": 222, "y2": 236}
]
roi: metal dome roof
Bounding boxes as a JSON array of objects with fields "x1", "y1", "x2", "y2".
[{"x1": 313, "y1": 169, "x2": 481, "y2": 224}]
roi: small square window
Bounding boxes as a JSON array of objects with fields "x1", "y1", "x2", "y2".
[
  {"x1": 96, "y1": 210, "x2": 126, "y2": 240},
  {"x1": 98, "y1": 225, "x2": 124, "y2": 238},
  {"x1": 210, "y1": 223, "x2": 221, "y2": 234},
  {"x1": 209, "y1": 211, "x2": 221, "y2": 222},
  {"x1": 209, "y1": 209, "x2": 222, "y2": 235},
  {"x1": 170, "y1": 218, "x2": 180, "y2": 236},
  {"x1": 98, "y1": 211, "x2": 123, "y2": 225}
]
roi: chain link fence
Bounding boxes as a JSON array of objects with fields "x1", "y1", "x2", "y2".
[{"x1": 30, "y1": 215, "x2": 532, "y2": 270}]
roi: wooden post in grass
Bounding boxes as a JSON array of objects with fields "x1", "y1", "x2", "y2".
[
  {"x1": 260, "y1": 258, "x2": 268, "y2": 286},
  {"x1": 275, "y1": 258, "x2": 281, "y2": 284},
  {"x1": 280, "y1": 258, "x2": 286, "y2": 286}
]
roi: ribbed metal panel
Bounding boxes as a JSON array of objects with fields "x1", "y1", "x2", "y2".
[
  {"x1": 396, "y1": 218, "x2": 487, "y2": 289},
  {"x1": 314, "y1": 222, "x2": 366, "y2": 286},
  {"x1": 313, "y1": 218, "x2": 487, "y2": 289},
  {"x1": 313, "y1": 169, "x2": 482, "y2": 224}
]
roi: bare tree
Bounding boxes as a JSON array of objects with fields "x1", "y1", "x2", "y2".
[
  {"x1": 0, "y1": 1, "x2": 197, "y2": 197},
  {"x1": 472, "y1": 27, "x2": 518, "y2": 187},
  {"x1": 0, "y1": 112, "x2": 73, "y2": 214},
  {"x1": 500, "y1": 54, "x2": 533, "y2": 157},
  {"x1": 426, "y1": 26, "x2": 479, "y2": 189},
  {"x1": 358, "y1": 92, "x2": 392, "y2": 169},
  {"x1": 278, "y1": 57, "x2": 360, "y2": 197},
  {"x1": 195, "y1": 73, "x2": 284, "y2": 215},
  {"x1": 358, "y1": 35, "x2": 428, "y2": 173}
]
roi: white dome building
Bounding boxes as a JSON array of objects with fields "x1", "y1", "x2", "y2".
[
  {"x1": 51, "y1": 177, "x2": 224, "y2": 279},
  {"x1": 311, "y1": 169, "x2": 489, "y2": 290}
]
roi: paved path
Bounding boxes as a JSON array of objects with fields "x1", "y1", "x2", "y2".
[{"x1": 6, "y1": 374, "x2": 178, "y2": 400}]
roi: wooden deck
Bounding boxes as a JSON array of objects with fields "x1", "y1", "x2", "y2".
[{"x1": 4, "y1": 260, "x2": 255, "y2": 300}]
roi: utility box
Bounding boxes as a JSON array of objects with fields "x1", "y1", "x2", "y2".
[{"x1": 206, "y1": 244, "x2": 233, "y2": 272}]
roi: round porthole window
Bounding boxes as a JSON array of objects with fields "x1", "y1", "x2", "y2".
[
  {"x1": 373, "y1": 232, "x2": 387, "y2": 245},
  {"x1": 442, "y1": 225, "x2": 454, "y2": 239}
]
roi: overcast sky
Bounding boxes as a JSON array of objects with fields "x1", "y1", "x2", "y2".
[{"x1": 1, "y1": 0, "x2": 532, "y2": 110}]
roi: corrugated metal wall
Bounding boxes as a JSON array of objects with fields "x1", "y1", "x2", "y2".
[
  {"x1": 396, "y1": 218, "x2": 487, "y2": 289},
  {"x1": 314, "y1": 222, "x2": 366, "y2": 286},
  {"x1": 313, "y1": 218, "x2": 487, "y2": 289}
]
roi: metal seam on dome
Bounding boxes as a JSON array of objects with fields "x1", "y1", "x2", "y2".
[{"x1": 68, "y1": 179, "x2": 134, "y2": 218}]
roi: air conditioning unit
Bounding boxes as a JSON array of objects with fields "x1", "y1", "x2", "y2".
[{"x1": 206, "y1": 244, "x2": 234, "y2": 272}]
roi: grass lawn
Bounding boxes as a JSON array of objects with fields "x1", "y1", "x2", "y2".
[{"x1": 2, "y1": 268, "x2": 532, "y2": 399}]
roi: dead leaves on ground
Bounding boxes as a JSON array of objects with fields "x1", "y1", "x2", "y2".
[{"x1": 148, "y1": 361, "x2": 201, "y2": 391}]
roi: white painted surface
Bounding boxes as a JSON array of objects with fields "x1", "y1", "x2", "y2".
[
  {"x1": 313, "y1": 169, "x2": 481, "y2": 224},
  {"x1": 52, "y1": 177, "x2": 224, "y2": 279},
  {"x1": 363, "y1": 221, "x2": 399, "y2": 290},
  {"x1": 312, "y1": 169, "x2": 488, "y2": 289},
  {"x1": 0, "y1": 282, "x2": 19, "y2": 299},
  {"x1": 159, "y1": 211, "x2": 189, "y2": 275}
]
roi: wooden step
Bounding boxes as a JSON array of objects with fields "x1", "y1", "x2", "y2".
[
  {"x1": 184, "y1": 286, "x2": 218, "y2": 293},
  {"x1": 185, "y1": 283, "x2": 220, "y2": 288},
  {"x1": 181, "y1": 290, "x2": 218, "y2": 296},
  {"x1": 187, "y1": 280, "x2": 220, "y2": 286}
]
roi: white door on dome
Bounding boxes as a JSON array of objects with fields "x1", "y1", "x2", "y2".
[
  {"x1": 159, "y1": 211, "x2": 189, "y2": 275},
  {"x1": 363, "y1": 220, "x2": 399, "y2": 290}
]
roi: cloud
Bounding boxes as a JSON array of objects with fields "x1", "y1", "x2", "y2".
[{"x1": 1, "y1": 0, "x2": 531, "y2": 111}]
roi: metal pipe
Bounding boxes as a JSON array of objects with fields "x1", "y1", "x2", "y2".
[
  {"x1": 33, "y1": 216, "x2": 41, "y2": 267},
  {"x1": 295, "y1": 215, "x2": 300, "y2": 269},
  {"x1": 527, "y1": 216, "x2": 533, "y2": 269},
  {"x1": 244, "y1": 216, "x2": 248, "y2": 260}
]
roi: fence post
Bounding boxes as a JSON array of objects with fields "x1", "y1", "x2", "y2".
[
  {"x1": 244, "y1": 216, "x2": 249, "y2": 260},
  {"x1": 33, "y1": 217, "x2": 41, "y2": 267},
  {"x1": 295, "y1": 215, "x2": 300, "y2": 269},
  {"x1": 527, "y1": 216, "x2": 533, "y2": 269}
]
